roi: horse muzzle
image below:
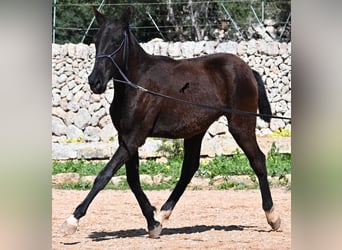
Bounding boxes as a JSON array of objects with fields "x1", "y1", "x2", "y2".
[
  {"x1": 88, "y1": 73, "x2": 107, "y2": 94},
  {"x1": 90, "y1": 81, "x2": 107, "y2": 94}
]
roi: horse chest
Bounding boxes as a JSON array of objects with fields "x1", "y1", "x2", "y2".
[{"x1": 109, "y1": 98, "x2": 146, "y2": 133}]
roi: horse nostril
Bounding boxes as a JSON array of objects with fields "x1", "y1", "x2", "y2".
[
  {"x1": 88, "y1": 74, "x2": 99, "y2": 87},
  {"x1": 88, "y1": 78, "x2": 105, "y2": 94},
  {"x1": 88, "y1": 70, "x2": 107, "y2": 94},
  {"x1": 88, "y1": 74, "x2": 95, "y2": 85}
]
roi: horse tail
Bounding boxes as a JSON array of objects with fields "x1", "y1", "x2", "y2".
[{"x1": 252, "y1": 69, "x2": 272, "y2": 123}]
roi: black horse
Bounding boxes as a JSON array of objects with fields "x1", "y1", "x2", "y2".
[{"x1": 61, "y1": 7, "x2": 281, "y2": 238}]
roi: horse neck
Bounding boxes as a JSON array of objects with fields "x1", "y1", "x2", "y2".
[{"x1": 126, "y1": 31, "x2": 150, "y2": 81}]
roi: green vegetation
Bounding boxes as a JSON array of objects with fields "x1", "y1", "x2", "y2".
[
  {"x1": 53, "y1": 0, "x2": 291, "y2": 44},
  {"x1": 53, "y1": 143, "x2": 291, "y2": 190},
  {"x1": 197, "y1": 150, "x2": 251, "y2": 178}
]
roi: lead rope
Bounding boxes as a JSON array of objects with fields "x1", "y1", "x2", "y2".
[
  {"x1": 113, "y1": 79, "x2": 291, "y2": 121},
  {"x1": 96, "y1": 32, "x2": 291, "y2": 121}
]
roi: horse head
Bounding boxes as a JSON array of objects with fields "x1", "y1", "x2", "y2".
[{"x1": 88, "y1": 7, "x2": 132, "y2": 94}]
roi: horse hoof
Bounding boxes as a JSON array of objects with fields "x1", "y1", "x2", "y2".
[
  {"x1": 154, "y1": 210, "x2": 172, "y2": 226},
  {"x1": 268, "y1": 216, "x2": 281, "y2": 231},
  {"x1": 265, "y1": 206, "x2": 281, "y2": 231},
  {"x1": 61, "y1": 215, "x2": 79, "y2": 235},
  {"x1": 148, "y1": 222, "x2": 162, "y2": 239}
]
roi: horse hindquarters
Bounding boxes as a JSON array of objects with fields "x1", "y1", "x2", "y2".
[{"x1": 225, "y1": 67, "x2": 280, "y2": 230}]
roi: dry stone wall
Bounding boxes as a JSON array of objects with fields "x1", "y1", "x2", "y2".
[{"x1": 52, "y1": 39, "x2": 291, "y2": 160}]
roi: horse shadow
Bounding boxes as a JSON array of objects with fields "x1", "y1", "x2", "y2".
[{"x1": 88, "y1": 224, "x2": 256, "y2": 242}]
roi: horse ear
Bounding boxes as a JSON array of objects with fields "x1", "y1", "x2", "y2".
[
  {"x1": 120, "y1": 6, "x2": 134, "y2": 25},
  {"x1": 93, "y1": 6, "x2": 105, "y2": 25}
]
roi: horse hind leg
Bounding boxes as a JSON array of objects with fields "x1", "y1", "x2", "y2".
[
  {"x1": 227, "y1": 115, "x2": 281, "y2": 230},
  {"x1": 154, "y1": 133, "x2": 205, "y2": 233}
]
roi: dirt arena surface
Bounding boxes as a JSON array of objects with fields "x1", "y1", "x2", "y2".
[{"x1": 52, "y1": 188, "x2": 290, "y2": 249}]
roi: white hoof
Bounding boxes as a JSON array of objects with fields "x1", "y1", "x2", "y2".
[
  {"x1": 265, "y1": 206, "x2": 281, "y2": 230},
  {"x1": 148, "y1": 223, "x2": 162, "y2": 239},
  {"x1": 61, "y1": 215, "x2": 79, "y2": 235},
  {"x1": 154, "y1": 210, "x2": 172, "y2": 225},
  {"x1": 148, "y1": 209, "x2": 172, "y2": 238}
]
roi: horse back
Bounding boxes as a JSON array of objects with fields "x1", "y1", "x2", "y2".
[{"x1": 112, "y1": 52, "x2": 257, "y2": 139}]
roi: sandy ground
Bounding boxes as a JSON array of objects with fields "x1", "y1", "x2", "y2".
[{"x1": 52, "y1": 188, "x2": 290, "y2": 249}]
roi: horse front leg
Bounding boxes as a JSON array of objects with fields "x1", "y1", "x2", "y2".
[
  {"x1": 125, "y1": 152, "x2": 162, "y2": 238},
  {"x1": 60, "y1": 144, "x2": 130, "y2": 235}
]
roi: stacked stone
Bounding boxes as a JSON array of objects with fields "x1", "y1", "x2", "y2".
[
  {"x1": 52, "y1": 43, "x2": 116, "y2": 143},
  {"x1": 237, "y1": 40, "x2": 291, "y2": 134},
  {"x1": 52, "y1": 39, "x2": 291, "y2": 144}
]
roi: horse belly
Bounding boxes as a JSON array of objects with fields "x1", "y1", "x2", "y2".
[{"x1": 150, "y1": 108, "x2": 220, "y2": 139}]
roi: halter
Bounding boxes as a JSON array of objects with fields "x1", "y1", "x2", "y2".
[{"x1": 95, "y1": 31, "x2": 139, "y2": 89}]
